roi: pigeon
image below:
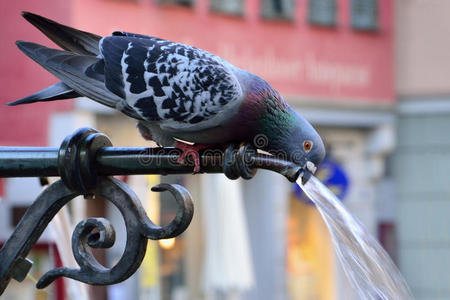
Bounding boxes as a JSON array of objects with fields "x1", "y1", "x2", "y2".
[{"x1": 7, "y1": 12, "x2": 325, "y2": 174}]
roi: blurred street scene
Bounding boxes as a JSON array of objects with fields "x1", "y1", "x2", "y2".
[{"x1": 0, "y1": 0, "x2": 448, "y2": 299}]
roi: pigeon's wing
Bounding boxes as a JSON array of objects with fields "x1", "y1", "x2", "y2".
[
  {"x1": 112, "y1": 31, "x2": 162, "y2": 40},
  {"x1": 99, "y1": 35, "x2": 244, "y2": 131}
]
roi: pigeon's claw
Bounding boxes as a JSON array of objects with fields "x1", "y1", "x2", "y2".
[{"x1": 174, "y1": 142, "x2": 211, "y2": 173}]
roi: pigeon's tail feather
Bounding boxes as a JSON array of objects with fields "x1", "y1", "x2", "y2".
[
  {"x1": 6, "y1": 81, "x2": 80, "y2": 106},
  {"x1": 14, "y1": 41, "x2": 126, "y2": 111},
  {"x1": 22, "y1": 11, "x2": 101, "y2": 56},
  {"x1": 14, "y1": 41, "x2": 143, "y2": 120}
]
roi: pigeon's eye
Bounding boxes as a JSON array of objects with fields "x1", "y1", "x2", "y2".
[{"x1": 303, "y1": 140, "x2": 313, "y2": 152}]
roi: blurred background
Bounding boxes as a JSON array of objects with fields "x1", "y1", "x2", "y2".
[{"x1": 0, "y1": 0, "x2": 448, "y2": 299}]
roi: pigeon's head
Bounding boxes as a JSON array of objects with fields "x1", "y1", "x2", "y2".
[
  {"x1": 245, "y1": 76, "x2": 325, "y2": 177},
  {"x1": 259, "y1": 106, "x2": 325, "y2": 177},
  {"x1": 287, "y1": 110, "x2": 326, "y2": 175}
]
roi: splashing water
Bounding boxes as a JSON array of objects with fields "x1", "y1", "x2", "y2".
[{"x1": 298, "y1": 175, "x2": 413, "y2": 300}]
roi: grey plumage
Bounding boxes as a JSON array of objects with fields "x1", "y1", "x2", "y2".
[
  {"x1": 12, "y1": 41, "x2": 142, "y2": 120},
  {"x1": 8, "y1": 12, "x2": 326, "y2": 174},
  {"x1": 99, "y1": 34, "x2": 242, "y2": 126},
  {"x1": 9, "y1": 12, "x2": 244, "y2": 139},
  {"x1": 22, "y1": 11, "x2": 101, "y2": 56},
  {"x1": 6, "y1": 81, "x2": 78, "y2": 106},
  {"x1": 7, "y1": 12, "x2": 101, "y2": 107}
]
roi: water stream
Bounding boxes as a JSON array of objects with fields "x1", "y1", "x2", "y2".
[{"x1": 298, "y1": 175, "x2": 413, "y2": 300}]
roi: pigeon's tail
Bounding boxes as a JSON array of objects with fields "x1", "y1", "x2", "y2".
[
  {"x1": 21, "y1": 11, "x2": 101, "y2": 56},
  {"x1": 6, "y1": 81, "x2": 80, "y2": 106},
  {"x1": 8, "y1": 41, "x2": 143, "y2": 120},
  {"x1": 6, "y1": 12, "x2": 105, "y2": 107},
  {"x1": 8, "y1": 42, "x2": 117, "y2": 108}
]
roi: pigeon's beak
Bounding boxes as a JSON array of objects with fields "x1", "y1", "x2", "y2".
[
  {"x1": 300, "y1": 148, "x2": 325, "y2": 184},
  {"x1": 294, "y1": 148, "x2": 324, "y2": 184},
  {"x1": 299, "y1": 161, "x2": 317, "y2": 184},
  {"x1": 306, "y1": 161, "x2": 318, "y2": 174},
  {"x1": 281, "y1": 159, "x2": 317, "y2": 184}
]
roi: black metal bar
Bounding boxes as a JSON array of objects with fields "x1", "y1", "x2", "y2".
[
  {"x1": 0, "y1": 146, "x2": 302, "y2": 181},
  {"x1": 96, "y1": 147, "x2": 224, "y2": 176},
  {"x1": 250, "y1": 153, "x2": 307, "y2": 182},
  {"x1": 0, "y1": 147, "x2": 58, "y2": 177},
  {"x1": 0, "y1": 146, "x2": 230, "y2": 177}
]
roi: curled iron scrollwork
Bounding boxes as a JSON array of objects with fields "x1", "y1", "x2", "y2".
[{"x1": 0, "y1": 177, "x2": 193, "y2": 293}]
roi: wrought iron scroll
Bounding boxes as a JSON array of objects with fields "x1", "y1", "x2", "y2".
[{"x1": 0, "y1": 127, "x2": 305, "y2": 295}]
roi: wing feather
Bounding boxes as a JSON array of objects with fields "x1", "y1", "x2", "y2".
[{"x1": 99, "y1": 35, "x2": 243, "y2": 131}]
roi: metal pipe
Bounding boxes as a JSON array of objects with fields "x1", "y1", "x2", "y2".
[
  {"x1": 0, "y1": 147, "x2": 59, "y2": 177},
  {"x1": 0, "y1": 146, "x2": 303, "y2": 182},
  {"x1": 95, "y1": 147, "x2": 224, "y2": 176}
]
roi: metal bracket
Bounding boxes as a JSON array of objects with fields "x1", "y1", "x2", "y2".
[{"x1": 0, "y1": 127, "x2": 304, "y2": 295}]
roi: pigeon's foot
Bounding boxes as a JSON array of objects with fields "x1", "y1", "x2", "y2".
[{"x1": 174, "y1": 142, "x2": 211, "y2": 173}]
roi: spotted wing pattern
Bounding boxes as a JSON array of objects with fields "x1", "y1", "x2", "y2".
[{"x1": 98, "y1": 33, "x2": 243, "y2": 129}]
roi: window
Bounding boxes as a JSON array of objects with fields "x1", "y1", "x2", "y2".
[
  {"x1": 158, "y1": 0, "x2": 193, "y2": 6},
  {"x1": 210, "y1": 0, "x2": 244, "y2": 16},
  {"x1": 351, "y1": 0, "x2": 377, "y2": 30},
  {"x1": 308, "y1": 0, "x2": 336, "y2": 27},
  {"x1": 261, "y1": 0, "x2": 295, "y2": 20}
]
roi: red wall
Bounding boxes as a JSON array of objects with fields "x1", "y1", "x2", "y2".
[
  {"x1": 72, "y1": 0, "x2": 393, "y2": 102},
  {"x1": 0, "y1": 0, "x2": 73, "y2": 146},
  {"x1": 0, "y1": 0, "x2": 393, "y2": 146}
]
